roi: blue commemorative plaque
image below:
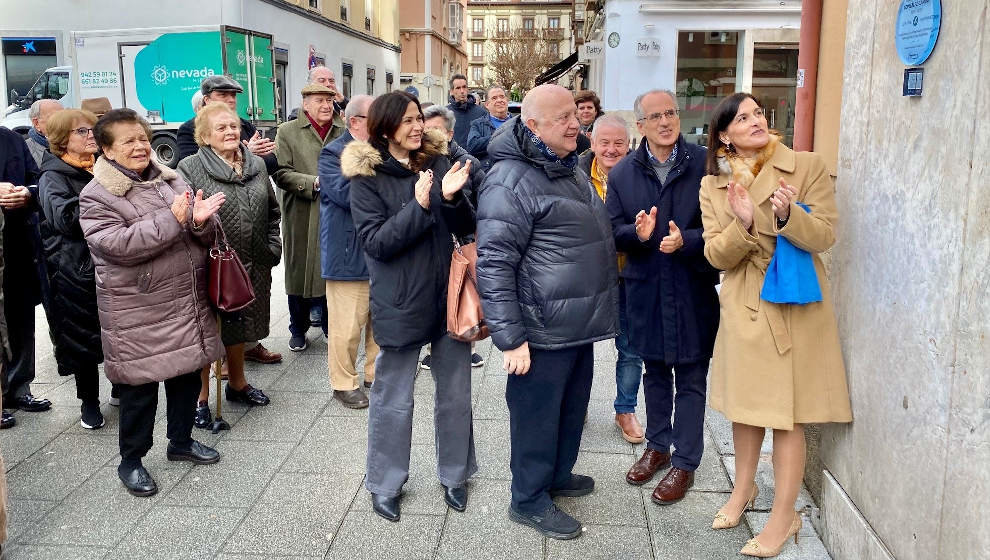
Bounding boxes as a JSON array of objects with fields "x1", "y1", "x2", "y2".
[{"x1": 895, "y1": 0, "x2": 942, "y2": 65}]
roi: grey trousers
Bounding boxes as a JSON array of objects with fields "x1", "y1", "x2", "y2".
[{"x1": 365, "y1": 334, "x2": 477, "y2": 498}]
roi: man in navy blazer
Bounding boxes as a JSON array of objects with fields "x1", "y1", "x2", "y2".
[
  {"x1": 317, "y1": 94, "x2": 379, "y2": 410},
  {"x1": 605, "y1": 89, "x2": 719, "y2": 506}
]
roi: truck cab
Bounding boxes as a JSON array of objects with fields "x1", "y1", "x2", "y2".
[{"x1": 2, "y1": 65, "x2": 74, "y2": 134}]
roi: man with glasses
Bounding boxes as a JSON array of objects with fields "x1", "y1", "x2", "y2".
[
  {"x1": 605, "y1": 89, "x2": 719, "y2": 507},
  {"x1": 316, "y1": 94, "x2": 378, "y2": 409}
]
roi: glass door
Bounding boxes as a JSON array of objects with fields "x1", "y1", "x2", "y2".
[
  {"x1": 751, "y1": 44, "x2": 799, "y2": 147},
  {"x1": 675, "y1": 31, "x2": 739, "y2": 147}
]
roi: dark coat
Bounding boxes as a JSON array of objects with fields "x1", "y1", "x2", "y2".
[
  {"x1": 465, "y1": 116, "x2": 497, "y2": 170},
  {"x1": 38, "y1": 153, "x2": 104, "y2": 373},
  {"x1": 177, "y1": 117, "x2": 277, "y2": 175},
  {"x1": 476, "y1": 118, "x2": 619, "y2": 352},
  {"x1": 177, "y1": 145, "x2": 282, "y2": 345},
  {"x1": 317, "y1": 130, "x2": 368, "y2": 281},
  {"x1": 343, "y1": 128, "x2": 476, "y2": 351},
  {"x1": 605, "y1": 135, "x2": 719, "y2": 364},
  {"x1": 447, "y1": 97, "x2": 488, "y2": 147},
  {"x1": 0, "y1": 127, "x2": 48, "y2": 309}
]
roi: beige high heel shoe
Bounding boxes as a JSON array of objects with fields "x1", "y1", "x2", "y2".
[
  {"x1": 740, "y1": 511, "x2": 802, "y2": 558},
  {"x1": 712, "y1": 486, "x2": 759, "y2": 530}
]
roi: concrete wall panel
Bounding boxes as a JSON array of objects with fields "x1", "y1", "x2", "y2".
[
  {"x1": 826, "y1": 1, "x2": 989, "y2": 559},
  {"x1": 939, "y1": 5, "x2": 990, "y2": 559}
]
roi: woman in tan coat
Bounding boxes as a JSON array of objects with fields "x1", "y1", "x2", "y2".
[{"x1": 699, "y1": 93, "x2": 852, "y2": 558}]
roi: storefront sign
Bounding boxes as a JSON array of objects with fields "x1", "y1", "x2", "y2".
[
  {"x1": 895, "y1": 0, "x2": 941, "y2": 65},
  {"x1": 581, "y1": 41, "x2": 604, "y2": 62},
  {"x1": 635, "y1": 38, "x2": 661, "y2": 58},
  {"x1": 2, "y1": 37, "x2": 56, "y2": 56}
]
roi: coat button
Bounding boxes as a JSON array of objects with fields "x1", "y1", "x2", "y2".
[{"x1": 750, "y1": 312, "x2": 758, "y2": 321}]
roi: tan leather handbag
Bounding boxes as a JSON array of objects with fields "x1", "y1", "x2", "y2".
[{"x1": 447, "y1": 236, "x2": 489, "y2": 342}]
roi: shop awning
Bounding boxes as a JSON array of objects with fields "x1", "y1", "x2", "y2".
[{"x1": 535, "y1": 51, "x2": 580, "y2": 85}]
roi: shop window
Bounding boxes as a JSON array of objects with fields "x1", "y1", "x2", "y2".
[{"x1": 675, "y1": 31, "x2": 739, "y2": 147}]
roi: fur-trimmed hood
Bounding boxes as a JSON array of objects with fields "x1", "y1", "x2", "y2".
[
  {"x1": 340, "y1": 128, "x2": 448, "y2": 178},
  {"x1": 92, "y1": 156, "x2": 178, "y2": 197}
]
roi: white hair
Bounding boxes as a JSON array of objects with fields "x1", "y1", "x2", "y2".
[
  {"x1": 191, "y1": 90, "x2": 204, "y2": 113},
  {"x1": 309, "y1": 65, "x2": 332, "y2": 82},
  {"x1": 30, "y1": 99, "x2": 61, "y2": 120},
  {"x1": 344, "y1": 94, "x2": 374, "y2": 129},
  {"x1": 591, "y1": 114, "x2": 630, "y2": 141},
  {"x1": 423, "y1": 104, "x2": 456, "y2": 132},
  {"x1": 632, "y1": 89, "x2": 678, "y2": 120}
]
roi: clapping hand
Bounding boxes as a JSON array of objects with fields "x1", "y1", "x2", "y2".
[
  {"x1": 659, "y1": 221, "x2": 683, "y2": 253},
  {"x1": 415, "y1": 169, "x2": 433, "y2": 209},
  {"x1": 635, "y1": 206, "x2": 658, "y2": 242},
  {"x1": 726, "y1": 181, "x2": 755, "y2": 230},
  {"x1": 171, "y1": 191, "x2": 190, "y2": 224},
  {"x1": 192, "y1": 189, "x2": 226, "y2": 226},
  {"x1": 770, "y1": 178, "x2": 798, "y2": 221},
  {"x1": 441, "y1": 160, "x2": 471, "y2": 201},
  {"x1": 243, "y1": 131, "x2": 275, "y2": 157}
]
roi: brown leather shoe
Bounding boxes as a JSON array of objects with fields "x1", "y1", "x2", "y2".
[
  {"x1": 651, "y1": 467, "x2": 694, "y2": 505},
  {"x1": 244, "y1": 343, "x2": 283, "y2": 364},
  {"x1": 625, "y1": 448, "x2": 671, "y2": 486},
  {"x1": 615, "y1": 413, "x2": 645, "y2": 443}
]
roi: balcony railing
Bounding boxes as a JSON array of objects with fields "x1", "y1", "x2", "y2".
[{"x1": 470, "y1": 29, "x2": 485, "y2": 38}]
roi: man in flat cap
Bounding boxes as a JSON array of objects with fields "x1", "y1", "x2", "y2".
[
  {"x1": 177, "y1": 76, "x2": 277, "y2": 175},
  {"x1": 273, "y1": 84, "x2": 344, "y2": 351}
]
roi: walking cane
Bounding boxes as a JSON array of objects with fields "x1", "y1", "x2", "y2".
[{"x1": 210, "y1": 316, "x2": 230, "y2": 434}]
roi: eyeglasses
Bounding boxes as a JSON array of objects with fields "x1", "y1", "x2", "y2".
[
  {"x1": 638, "y1": 109, "x2": 679, "y2": 123},
  {"x1": 72, "y1": 127, "x2": 94, "y2": 136}
]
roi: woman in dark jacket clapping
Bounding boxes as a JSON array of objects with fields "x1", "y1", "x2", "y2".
[
  {"x1": 177, "y1": 102, "x2": 281, "y2": 426},
  {"x1": 38, "y1": 108, "x2": 106, "y2": 430},
  {"x1": 342, "y1": 91, "x2": 476, "y2": 522}
]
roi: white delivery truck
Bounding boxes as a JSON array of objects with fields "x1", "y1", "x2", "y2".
[{"x1": 2, "y1": 25, "x2": 278, "y2": 167}]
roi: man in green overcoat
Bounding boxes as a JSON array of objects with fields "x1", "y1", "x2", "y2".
[{"x1": 274, "y1": 84, "x2": 344, "y2": 351}]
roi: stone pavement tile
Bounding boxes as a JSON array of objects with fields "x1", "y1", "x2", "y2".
[
  {"x1": 17, "y1": 465, "x2": 188, "y2": 548},
  {"x1": 722, "y1": 456, "x2": 816, "y2": 512},
  {"x1": 271, "y1": 356, "x2": 336, "y2": 393},
  {"x1": 5, "y1": 433, "x2": 118, "y2": 501},
  {"x1": 350, "y1": 444, "x2": 449, "y2": 516},
  {"x1": 281, "y1": 416, "x2": 368, "y2": 474},
  {"x1": 692, "y1": 433, "x2": 733, "y2": 492},
  {"x1": 222, "y1": 473, "x2": 364, "y2": 557},
  {"x1": 471, "y1": 377, "x2": 510, "y2": 421},
  {"x1": 743, "y1": 511, "x2": 831, "y2": 559},
  {"x1": 1, "y1": 544, "x2": 110, "y2": 559},
  {"x1": 223, "y1": 391, "x2": 326, "y2": 443},
  {"x1": 162, "y1": 440, "x2": 294, "y2": 508},
  {"x1": 109, "y1": 505, "x2": 247, "y2": 560},
  {"x1": 642, "y1": 489, "x2": 752, "y2": 560},
  {"x1": 435, "y1": 478, "x2": 542, "y2": 560},
  {"x1": 217, "y1": 555, "x2": 320, "y2": 560},
  {"x1": 546, "y1": 525, "x2": 652, "y2": 559},
  {"x1": 3, "y1": 498, "x2": 57, "y2": 542},
  {"x1": 471, "y1": 418, "x2": 511, "y2": 481},
  {"x1": 325, "y1": 511, "x2": 444, "y2": 560},
  {"x1": 555, "y1": 480, "x2": 647, "y2": 528}
]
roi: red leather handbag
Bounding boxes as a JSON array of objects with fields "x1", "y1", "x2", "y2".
[{"x1": 208, "y1": 224, "x2": 256, "y2": 313}]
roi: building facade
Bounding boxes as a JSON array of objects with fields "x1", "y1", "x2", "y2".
[
  {"x1": 0, "y1": 0, "x2": 400, "y2": 122},
  {"x1": 398, "y1": 0, "x2": 468, "y2": 105},
  {"x1": 582, "y1": 0, "x2": 800, "y2": 147},
  {"x1": 466, "y1": 0, "x2": 578, "y2": 94}
]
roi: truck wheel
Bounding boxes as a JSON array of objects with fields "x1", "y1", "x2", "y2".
[{"x1": 152, "y1": 134, "x2": 180, "y2": 168}]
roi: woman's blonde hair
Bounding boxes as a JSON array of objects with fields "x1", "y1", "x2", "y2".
[
  {"x1": 194, "y1": 102, "x2": 240, "y2": 147},
  {"x1": 46, "y1": 109, "x2": 97, "y2": 157}
]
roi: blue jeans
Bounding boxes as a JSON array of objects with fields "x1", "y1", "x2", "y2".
[{"x1": 614, "y1": 283, "x2": 644, "y2": 414}]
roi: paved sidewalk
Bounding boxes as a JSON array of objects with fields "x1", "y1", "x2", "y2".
[{"x1": 0, "y1": 266, "x2": 831, "y2": 559}]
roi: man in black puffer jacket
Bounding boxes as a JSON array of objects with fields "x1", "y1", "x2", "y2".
[{"x1": 476, "y1": 85, "x2": 618, "y2": 540}]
